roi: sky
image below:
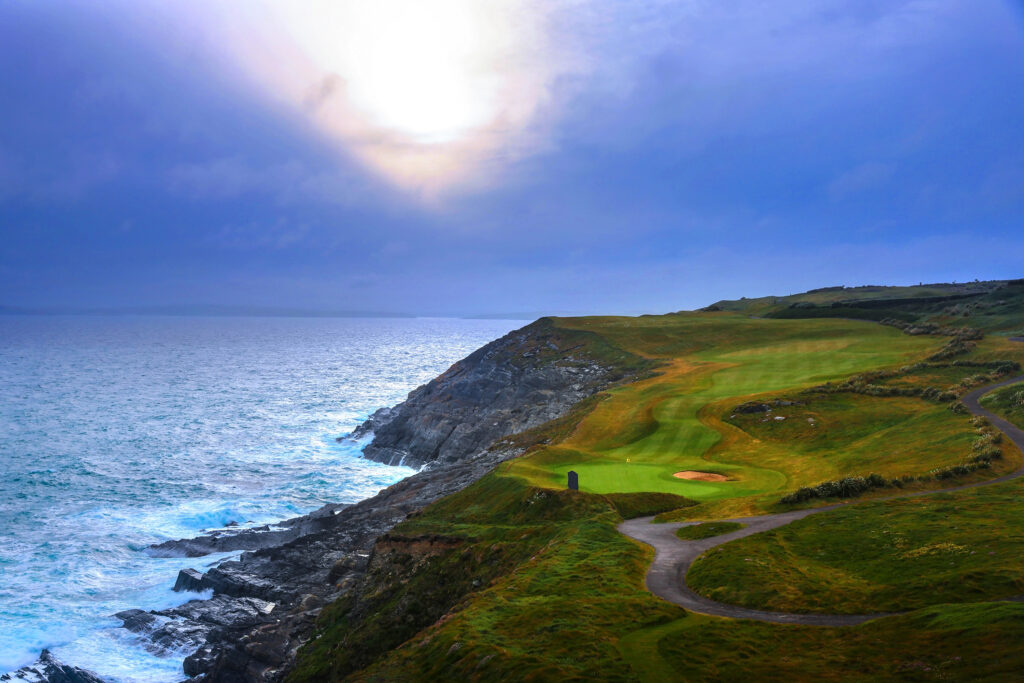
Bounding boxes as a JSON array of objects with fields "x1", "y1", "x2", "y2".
[{"x1": 2, "y1": 0, "x2": 1023, "y2": 316}]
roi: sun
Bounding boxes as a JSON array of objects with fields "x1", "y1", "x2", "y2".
[{"x1": 313, "y1": 1, "x2": 500, "y2": 144}]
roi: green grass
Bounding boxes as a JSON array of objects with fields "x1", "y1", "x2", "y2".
[
  {"x1": 297, "y1": 470, "x2": 1024, "y2": 682},
  {"x1": 887, "y1": 365, "x2": 993, "y2": 388},
  {"x1": 688, "y1": 477, "x2": 1024, "y2": 615},
  {"x1": 981, "y1": 381, "x2": 1024, "y2": 429},
  {"x1": 675, "y1": 522, "x2": 745, "y2": 540},
  {"x1": 724, "y1": 392, "x2": 977, "y2": 481},
  {"x1": 621, "y1": 602, "x2": 1024, "y2": 682},
  {"x1": 503, "y1": 314, "x2": 944, "y2": 502},
  {"x1": 289, "y1": 476, "x2": 632, "y2": 682}
]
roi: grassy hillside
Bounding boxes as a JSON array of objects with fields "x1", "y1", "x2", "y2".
[
  {"x1": 709, "y1": 278, "x2": 1024, "y2": 334},
  {"x1": 294, "y1": 472, "x2": 1024, "y2": 682},
  {"x1": 290, "y1": 286, "x2": 1024, "y2": 681},
  {"x1": 688, "y1": 474, "x2": 1024, "y2": 615},
  {"x1": 289, "y1": 477, "x2": 684, "y2": 681}
]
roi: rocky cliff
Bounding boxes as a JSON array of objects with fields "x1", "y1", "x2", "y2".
[
  {"x1": 103, "y1": 318, "x2": 649, "y2": 683},
  {"x1": 359, "y1": 317, "x2": 649, "y2": 469}
]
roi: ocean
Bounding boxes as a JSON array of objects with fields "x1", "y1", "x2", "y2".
[{"x1": 0, "y1": 315, "x2": 519, "y2": 681}]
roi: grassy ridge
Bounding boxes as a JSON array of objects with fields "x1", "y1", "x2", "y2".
[
  {"x1": 710, "y1": 278, "x2": 1024, "y2": 334},
  {"x1": 291, "y1": 476, "x2": 684, "y2": 682}
]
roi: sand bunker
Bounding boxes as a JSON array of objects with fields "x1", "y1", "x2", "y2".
[{"x1": 673, "y1": 470, "x2": 728, "y2": 482}]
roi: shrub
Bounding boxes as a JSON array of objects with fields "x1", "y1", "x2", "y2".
[
  {"x1": 867, "y1": 473, "x2": 887, "y2": 488},
  {"x1": 972, "y1": 448, "x2": 1002, "y2": 463},
  {"x1": 781, "y1": 473, "x2": 888, "y2": 505}
]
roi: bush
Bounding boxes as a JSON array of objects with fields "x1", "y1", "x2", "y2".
[
  {"x1": 781, "y1": 473, "x2": 889, "y2": 505},
  {"x1": 867, "y1": 473, "x2": 887, "y2": 488}
]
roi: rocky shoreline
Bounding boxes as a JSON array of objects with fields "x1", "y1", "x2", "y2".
[
  {"x1": 120, "y1": 446, "x2": 524, "y2": 681},
  {"x1": 1, "y1": 650, "x2": 105, "y2": 683},
  {"x1": 31, "y1": 319, "x2": 645, "y2": 682}
]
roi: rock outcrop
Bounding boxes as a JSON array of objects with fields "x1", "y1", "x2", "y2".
[
  {"x1": 149, "y1": 503, "x2": 350, "y2": 558},
  {"x1": 359, "y1": 318, "x2": 648, "y2": 468},
  {"x1": 0, "y1": 651, "x2": 106, "y2": 683}
]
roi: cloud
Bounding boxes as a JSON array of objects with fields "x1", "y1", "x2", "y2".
[
  {"x1": 4, "y1": 0, "x2": 1024, "y2": 314},
  {"x1": 156, "y1": 0, "x2": 571, "y2": 198}
]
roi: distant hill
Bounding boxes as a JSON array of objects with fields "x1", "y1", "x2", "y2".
[{"x1": 704, "y1": 278, "x2": 1024, "y2": 334}]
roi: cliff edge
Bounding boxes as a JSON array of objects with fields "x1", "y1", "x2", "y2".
[{"x1": 358, "y1": 317, "x2": 651, "y2": 469}]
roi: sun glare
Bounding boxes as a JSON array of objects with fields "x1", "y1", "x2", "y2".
[
  {"x1": 337, "y1": 2, "x2": 498, "y2": 143},
  {"x1": 208, "y1": 0, "x2": 555, "y2": 196}
]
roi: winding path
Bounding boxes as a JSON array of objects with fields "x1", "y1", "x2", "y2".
[{"x1": 619, "y1": 373, "x2": 1024, "y2": 625}]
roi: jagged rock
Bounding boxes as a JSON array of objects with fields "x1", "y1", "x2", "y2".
[
  {"x1": 327, "y1": 553, "x2": 369, "y2": 584},
  {"x1": 115, "y1": 596, "x2": 276, "y2": 661},
  {"x1": 343, "y1": 406, "x2": 397, "y2": 442},
  {"x1": 183, "y1": 645, "x2": 219, "y2": 679},
  {"x1": 113, "y1": 609, "x2": 158, "y2": 633},
  {"x1": 174, "y1": 568, "x2": 205, "y2": 592},
  {"x1": 148, "y1": 503, "x2": 348, "y2": 558},
  {"x1": 0, "y1": 650, "x2": 106, "y2": 683},
  {"x1": 361, "y1": 319, "x2": 642, "y2": 469}
]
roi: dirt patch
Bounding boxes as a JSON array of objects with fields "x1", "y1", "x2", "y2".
[{"x1": 673, "y1": 470, "x2": 729, "y2": 482}]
